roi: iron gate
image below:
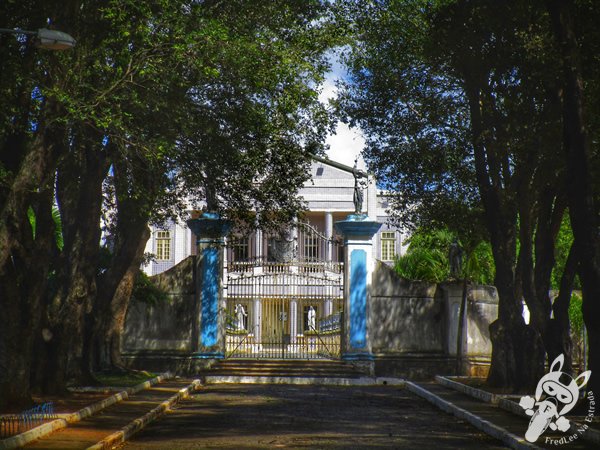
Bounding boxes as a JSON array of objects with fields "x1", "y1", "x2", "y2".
[{"x1": 224, "y1": 222, "x2": 344, "y2": 359}]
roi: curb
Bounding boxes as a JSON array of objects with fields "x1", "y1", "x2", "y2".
[
  {"x1": 498, "y1": 397, "x2": 600, "y2": 446},
  {"x1": 201, "y1": 375, "x2": 405, "y2": 386},
  {"x1": 441, "y1": 378, "x2": 600, "y2": 447},
  {"x1": 405, "y1": 381, "x2": 543, "y2": 450},
  {"x1": 435, "y1": 375, "x2": 501, "y2": 404},
  {"x1": 86, "y1": 379, "x2": 202, "y2": 450},
  {"x1": 0, "y1": 372, "x2": 172, "y2": 450}
]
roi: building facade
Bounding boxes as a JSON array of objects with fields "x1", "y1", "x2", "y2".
[
  {"x1": 124, "y1": 157, "x2": 499, "y2": 376},
  {"x1": 142, "y1": 157, "x2": 406, "y2": 277}
]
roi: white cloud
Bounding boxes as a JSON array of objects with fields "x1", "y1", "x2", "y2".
[
  {"x1": 318, "y1": 77, "x2": 338, "y2": 104},
  {"x1": 326, "y1": 122, "x2": 365, "y2": 167},
  {"x1": 320, "y1": 74, "x2": 364, "y2": 167}
]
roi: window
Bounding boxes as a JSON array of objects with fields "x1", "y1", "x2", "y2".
[
  {"x1": 232, "y1": 238, "x2": 249, "y2": 262},
  {"x1": 380, "y1": 231, "x2": 396, "y2": 261},
  {"x1": 155, "y1": 230, "x2": 172, "y2": 260},
  {"x1": 303, "y1": 234, "x2": 319, "y2": 261}
]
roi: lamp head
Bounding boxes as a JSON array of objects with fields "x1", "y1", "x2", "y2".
[{"x1": 36, "y1": 28, "x2": 76, "y2": 50}]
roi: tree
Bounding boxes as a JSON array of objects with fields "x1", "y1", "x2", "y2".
[
  {"x1": 546, "y1": 0, "x2": 600, "y2": 393},
  {"x1": 394, "y1": 228, "x2": 495, "y2": 284},
  {"x1": 337, "y1": 0, "x2": 579, "y2": 389},
  {"x1": 0, "y1": 0, "x2": 336, "y2": 407}
]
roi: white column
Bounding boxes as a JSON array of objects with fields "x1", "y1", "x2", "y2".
[
  {"x1": 324, "y1": 299, "x2": 333, "y2": 317},
  {"x1": 325, "y1": 211, "x2": 333, "y2": 262},
  {"x1": 253, "y1": 298, "x2": 261, "y2": 343},
  {"x1": 291, "y1": 217, "x2": 299, "y2": 273},
  {"x1": 289, "y1": 299, "x2": 298, "y2": 344},
  {"x1": 254, "y1": 229, "x2": 263, "y2": 261},
  {"x1": 334, "y1": 218, "x2": 381, "y2": 362}
]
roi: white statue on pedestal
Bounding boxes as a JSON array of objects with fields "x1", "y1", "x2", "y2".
[
  {"x1": 235, "y1": 304, "x2": 247, "y2": 331},
  {"x1": 307, "y1": 306, "x2": 316, "y2": 332}
]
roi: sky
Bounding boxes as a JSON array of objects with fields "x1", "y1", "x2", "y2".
[{"x1": 320, "y1": 55, "x2": 365, "y2": 167}]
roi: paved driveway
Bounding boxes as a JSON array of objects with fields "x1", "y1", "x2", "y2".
[{"x1": 121, "y1": 384, "x2": 508, "y2": 449}]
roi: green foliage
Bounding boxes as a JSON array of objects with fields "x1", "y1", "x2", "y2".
[
  {"x1": 51, "y1": 205, "x2": 64, "y2": 251},
  {"x1": 394, "y1": 228, "x2": 495, "y2": 284},
  {"x1": 394, "y1": 247, "x2": 449, "y2": 282},
  {"x1": 464, "y1": 241, "x2": 495, "y2": 285},
  {"x1": 130, "y1": 272, "x2": 168, "y2": 306},
  {"x1": 26, "y1": 205, "x2": 63, "y2": 251},
  {"x1": 569, "y1": 292, "x2": 584, "y2": 335},
  {"x1": 27, "y1": 206, "x2": 36, "y2": 240},
  {"x1": 335, "y1": 0, "x2": 487, "y2": 240},
  {"x1": 551, "y1": 213, "x2": 579, "y2": 290}
]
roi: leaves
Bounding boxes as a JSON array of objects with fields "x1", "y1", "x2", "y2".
[{"x1": 394, "y1": 228, "x2": 495, "y2": 284}]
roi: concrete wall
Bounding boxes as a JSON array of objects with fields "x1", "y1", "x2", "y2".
[
  {"x1": 369, "y1": 262, "x2": 498, "y2": 378},
  {"x1": 123, "y1": 256, "x2": 197, "y2": 353},
  {"x1": 123, "y1": 257, "x2": 499, "y2": 378},
  {"x1": 369, "y1": 265, "x2": 443, "y2": 354}
]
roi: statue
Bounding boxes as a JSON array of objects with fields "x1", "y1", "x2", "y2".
[
  {"x1": 448, "y1": 239, "x2": 464, "y2": 279},
  {"x1": 307, "y1": 305, "x2": 316, "y2": 331},
  {"x1": 352, "y1": 160, "x2": 368, "y2": 215},
  {"x1": 235, "y1": 304, "x2": 247, "y2": 331},
  {"x1": 204, "y1": 179, "x2": 218, "y2": 213},
  {"x1": 269, "y1": 226, "x2": 296, "y2": 263}
]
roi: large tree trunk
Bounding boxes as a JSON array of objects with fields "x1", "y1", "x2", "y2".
[
  {"x1": 487, "y1": 238, "x2": 546, "y2": 391},
  {"x1": 83, "y1": 151, "x2": 157, "y2": 374},
  {"x1": 105, "y1": 227, "x2": 150, "y2": 369},
  {"x1": 0, "y1": 116, "x2": 64, "y2": 406},
  {"x1": 533, "y1": 192, "x2": 568, "y2": 365},
  {"x1": 547, "y1": 0, "x2": 600, "y2": 393},
  {"x1": 464, "y1": 74, "x2": 544, "y2": 390},
  {"x1": 0, "y1": 187, "x2": 59, "y2": 406},
  {"x1": 35, "y1": 136, "x2": 109, "y2": 393},
  {"x1": 86, "y1": 221, "x2": 150, "y2": 373},
  {"x1": 550, "y1": 240, "x2": 579, "y2": 374}
]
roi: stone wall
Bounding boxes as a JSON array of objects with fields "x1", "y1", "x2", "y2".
[
  {"x1": 122, "y1": 257, "x2": 499, "y2": 378},
  {"x1": 369, "y1": 262, "x2": 498, "y2": 378},
  {"x1": 123, "y1": 256, "x2": 197, "y2": 355}
]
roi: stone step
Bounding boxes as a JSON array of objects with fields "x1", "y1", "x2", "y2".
[
  {"x1": 205, "y1": 359, "x2": 366, "y2": 379},
  {"x1": 20, "y1": 380, "x2": 196, "y2": 449}
]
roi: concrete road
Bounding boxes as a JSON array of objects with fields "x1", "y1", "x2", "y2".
[{"x1": 120, "y1": 384, "x2": 508, "y2": 449}]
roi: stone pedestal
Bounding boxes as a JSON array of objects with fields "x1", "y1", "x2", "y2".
[
  {"x1": 335, "y1": 214, "x2": 381, "y2": 363},
  {"x1": 187, "y1": 213, "x2": 232, "y2": 359}
]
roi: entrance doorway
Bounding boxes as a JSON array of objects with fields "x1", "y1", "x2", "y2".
[{"x1": 224, "y1": 223, "x2": 344, "y2": 359}]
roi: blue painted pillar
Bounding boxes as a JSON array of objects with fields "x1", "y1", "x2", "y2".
[
  {"x1": 187, "y1": 213, "x2": 231, "y2": 359},
  {"x1": 335, "y1": 214, "x2": 381, "y2": 362}
]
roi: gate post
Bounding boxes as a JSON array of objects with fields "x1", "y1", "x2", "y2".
[
  {"x1": 335, "y1": 214, "x2": 381, "y2": 365},
  {"x1": 187, "y1": 212, "x2": 232, "y2": 360}
]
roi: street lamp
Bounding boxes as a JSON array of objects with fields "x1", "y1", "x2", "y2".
[{"x1": 0, "y1": 27, "x2": 76, "y2": 50}]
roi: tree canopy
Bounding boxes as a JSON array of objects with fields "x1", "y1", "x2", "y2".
[
  {"x1": 337, "y1": 0, "x2": 600, "y2": 389},
  {"x1": 0, "y1": 0, "x2": 337, "y2": 407}
]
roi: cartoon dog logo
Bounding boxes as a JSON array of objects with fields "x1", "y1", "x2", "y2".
[{"x1": 519, "y1": 354, "x2": 591, "y2": 442}]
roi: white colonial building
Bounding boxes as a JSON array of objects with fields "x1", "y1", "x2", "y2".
[
  {"x1": 125, "y1": 157, "x2": 498, "y2": 375},
  {"x1": 142, "y1": 156, "x2": 406, "y2": 277}
]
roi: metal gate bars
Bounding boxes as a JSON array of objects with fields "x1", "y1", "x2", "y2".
[{"x1": 224, "y1": 223, "x2": 344, "y2": 360}]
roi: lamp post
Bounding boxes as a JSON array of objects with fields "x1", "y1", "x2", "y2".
[{"x1": 0, "y1": 28, "x2": 76, "y2": 50}]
